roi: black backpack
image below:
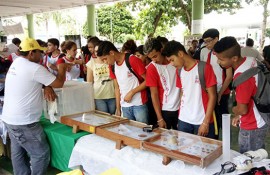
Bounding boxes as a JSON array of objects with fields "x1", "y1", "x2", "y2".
[
  {"x1": 232, "y1": 62, "x2": 270, "y2": 125},
  {"x1": 193, "y1": 45, "x2": 206, "y2": 60},
  {"x1": 111, "y1": 53, "x2": 143, "y2": 83}
]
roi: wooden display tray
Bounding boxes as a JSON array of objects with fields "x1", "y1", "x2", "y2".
[
  {"x1": 142, "y1": 130, "x2": 222, "y2": 168},
  {"x1": 60, "y1": 110, "x2": 128, "y2": 134},
  {"x1": 95, "y1": 120, "x2": 162, "y2": 150}
]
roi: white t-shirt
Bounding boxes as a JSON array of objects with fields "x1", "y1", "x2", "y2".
[
  {"x1": 110, "y1": 55, "x2": 147, "y2": 107},
  {"x1": 200, "y1": 46, "x2": 210, "y2": 62},
  {"x1": 176, "y1": 62, "x2": 217, "y2": 125},
  {"x1": 206, "y1": 52, "x2": 223, "y2": 92},
  {"x1": 146, "y1": 62, "x2": 180, "y2": 111},
  {"x1": 1, "y1": 57, "x2": 56, "y2": 125},
  {"x1": 47, "y1": 54, "x2": 61, "y2": 75},
  {"x1": 57, "y1": 56, "x2": 80, "y2": 80}
]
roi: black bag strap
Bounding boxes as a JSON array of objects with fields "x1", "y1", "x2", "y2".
[
  {"x1": 112, "y1": 53, "x2": 143, "y2": 83},
  {"x1": 125, "y1": 53, "x2": 143, "y2": 83}
]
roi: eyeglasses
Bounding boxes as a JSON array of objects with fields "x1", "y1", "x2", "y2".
[
  {"x1": 213, "y1": 161, "x2": 236, "y2": 175},
  {"x1": 204, "y1": 38, "x2": 214, "y2": 44}
]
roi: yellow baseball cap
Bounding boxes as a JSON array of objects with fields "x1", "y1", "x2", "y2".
[{"x1": 19, "y1": 38, "x2": 46, "y2": 52}]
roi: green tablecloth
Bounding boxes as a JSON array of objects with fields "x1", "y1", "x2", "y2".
[{"x1": 40, "y1": 118, "x2": 89, "y2": 172}]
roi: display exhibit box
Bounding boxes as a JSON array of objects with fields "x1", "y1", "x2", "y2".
[
  {"x1": 43, "y1": 80, "x2": 95, "y2": 122},
  {"x1": 60, "y1": 110, "x2": 128, "y2": 134},
  {"x1": 95, "y1": 120, "x2": 162, "y2": 150},
  {"x1": 142, "y1": 130, "x2": 222, "y2": 168}
]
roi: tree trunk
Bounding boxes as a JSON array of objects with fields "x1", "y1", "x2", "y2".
[
  {"x1": 179, "y1": 0, "x2": 192, "y2": 32},
  {"x1": 261, "y1": 0, "x2": 269, "y2": 50},
  {"x1": 149, "y1": 10, "x2": 163, "y2": 38}
]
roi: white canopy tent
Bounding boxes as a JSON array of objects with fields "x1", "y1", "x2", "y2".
[{"x1": 0, "y1": 0, "x2": 123, "y2": 18}]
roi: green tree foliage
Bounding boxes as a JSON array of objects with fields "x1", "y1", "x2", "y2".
[
  {"x1": 128, "y1": 0, "x2": 241, "y2": 38},
  {"x1": 95, "y1": 4, "x2": 135, "y2": 43}
]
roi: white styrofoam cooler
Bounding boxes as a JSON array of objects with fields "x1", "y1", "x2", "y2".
[{"x1": 43, "y1": 80, "x2": 95, "y2": 122}]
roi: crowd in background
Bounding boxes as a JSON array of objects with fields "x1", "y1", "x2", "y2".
[{"x1": 1, "y1": 27, "x2": 270, "y2": 174}]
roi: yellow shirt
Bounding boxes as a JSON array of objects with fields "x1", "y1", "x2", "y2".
[{"x1": 86, "y1": 59, "x2": 115, "y2": 99}]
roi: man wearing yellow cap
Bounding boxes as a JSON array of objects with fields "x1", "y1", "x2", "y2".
[{"x1": 1, "y1": 38, "x2": 71, "y2": 175}]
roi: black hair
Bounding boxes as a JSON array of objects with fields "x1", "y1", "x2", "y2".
[
  {"x1": 60, "y1": 41, "x2": 66, "y2": 53},
  {"x1": 87, "y1": 36, "x2": 100, "y2": 47},
  {"x1": 198, "y1": 38, "x2": 204, "y2": 45},
  {"x1": 156, "y1": 36, "x2": 169, "y2": 47},
  {"x1": 47, "y1": 38, "x2": 60, "y2": 48},
  {"x1": 202, "y1": 28, "x2": 219, "y2": 39},
  {"x1": 135, "y1": 45, "x2": 144, "y2": 55},
  {"x1": 36, "y1": 39, "x2": 47, "y2": 47},
  {"x1": 122, "y1": 39, "x2": 137, "y2": 54},
  {"x1": 18, "y1": 50, "x2": 30, "y2": 57},
  {"x1": 191, "y1": 39, "x2": 198, "y2": 44},
  {"x1": 163, "y1": 40, "x2": 188, "y2": 57},
  {"x1": 143, "y1": 38, "x2": 163, "y2": 55},
  {"x1": 12, "y1": 38, "x2": 21, "y2": 45},
  {"x1": 81, "y1": 45, "x2": 91, "y2": 55},
  {"x1": 246, "y1": 38, "x2": 254, "y2": 47},
  {"x1": 19, "y1": 49, "x2": 39, "y2": 56},
  {"x1": 213, "y1": 36, "x2": 241, "y2": 58},
  {"x1": 97, "y1": 41, "x2": 118, "y2": 57}
]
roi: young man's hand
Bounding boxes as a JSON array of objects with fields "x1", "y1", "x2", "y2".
[
  {"x1": 232, "y1": 115, "x2": 240, "y2": 127},
  {"x1": 198, "y1": 123, "x2": 209, "y2": 137},
  {"x1": 157, "y1": 119, "x2": 166, "y2": 128},
  {"x1": 115, "y1": 109, "x2": 121, "y2": 116},
  {"x1": 124, "y1": 90, "x2": 135, "y2": 103}
]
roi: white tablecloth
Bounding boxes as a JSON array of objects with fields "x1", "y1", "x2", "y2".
[{"x1": 68, "y1": 134, "x2": 253, "y2": 175}]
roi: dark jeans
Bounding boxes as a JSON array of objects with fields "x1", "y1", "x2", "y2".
[
  {"x1": 161, "y1": 110, "x2": 178, "y2": 130},
  {"x1": 146, "y1": 88, "x2": 157, "y2": 126},
  {"x1": 178, "y1": 120, "x2": 216, "y2": 139},
  {"x1": 239, "y1": 124, "x2": 268, "y2": 153},
  {"x1": 4, "y1": 122, "x2": 50, "y2": 175},
  {"x1": 215, "y1": 93, "x2": 230, "y2": 139}
]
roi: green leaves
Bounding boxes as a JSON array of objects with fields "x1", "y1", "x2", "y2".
[
  {"x1": 129, "y1": 0, "x2": 241, "y2": 38},
  {"x1": 96, "y1": 4, "x2": 135, "y2": 43}
]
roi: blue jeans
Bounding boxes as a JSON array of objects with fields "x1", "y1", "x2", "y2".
[
  {"x1": 95, "y1": 98, "x2": 116, "y2": 115},
  {"x1": 4, "y1": 122, "x2": 50, "y2": 175},
  {"x1": 239, "y1": 124, "x2": 268, "y2": 153},
  {"x1": 178, "y1": 120, "x2": 215, "y2": 139},
  {"x1": 122, "y1": 104, "x2": 148, "y2": 124}
]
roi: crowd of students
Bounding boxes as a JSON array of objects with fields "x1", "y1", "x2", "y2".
[{"x1": 1, "y1": 28, "x2": 270, "y2": 163}]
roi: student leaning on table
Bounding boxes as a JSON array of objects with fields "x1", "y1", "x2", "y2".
[
  {"x1": 163, "y1": 40, "x2": 217, "y2": 139},
  {"x1": 214, "y1": 36, "x2": 268, "y2": 153},
  {"x1": 0, "y1": 38, "x2": 72, "y2": 175}
]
